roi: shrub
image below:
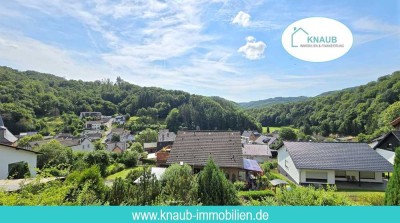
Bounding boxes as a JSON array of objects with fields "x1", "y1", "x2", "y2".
[
  {"x1": 106, "y1": 163, "x2": 126, "y2": 176},
  {"x1": 141, "y1": 158, "x2": 156, "y2": 165},
  {"x1": 260, "y1": 160, "x2": 278, "y2": 173},
  {"x1": 276, "y1": 185, "x2": 352, "y2": 206},
  {"x1": 120, "y1": 151, "x2": 139, "y2": 167},
  {"x1": 0, "y1": 180, "x2": 72, "y2": 205},
  {"x1": 238, "y1": 190, "x2": 275, "y2": 201},
  {"x1": 35, "y1": 140, "x2": 73, "y2": 169},
  {"x1": 7, "y1": 162, "x2": 30, "y2": 179},
  {"x1": 107, "y1": 177, "x2": 130, "y2": 205},
  {"x1": 160, "y1": 163, "x2": 198, "y2": 205},
  {"x1": 233, "y1": 181, "x2": 246, "y2": 191},
  {"x1": 243, "y1": 196, "x2": 278, "y2": 206},
  {"x1": 352, "y1": 193, "x2": 385, "y2": 206},
  {"x1": 83, "y1": 150, "x2": 110, "y2": 177},
  {"x1": 197, "y1": 157, "x2": 239, "y2": 205},
  {"x1": 126, "y1": 167, "x2": 146, "y2": 182},
  {"x1": 65, "y1": 166, "x2": 106, "y2": 204},
  {"x1": 385, "y1": 147, "x2": 400, "y2": 205}
]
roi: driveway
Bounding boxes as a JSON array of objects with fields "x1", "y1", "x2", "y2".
[{"x1": 0, "y1": 177, "x2": 64, "y2": 192}]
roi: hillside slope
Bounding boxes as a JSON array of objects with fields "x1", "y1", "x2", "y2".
[
  {"x1": 0, "y1": 66, "x2": 261, "y2": 134},
  {"x1": 238, "y1": 96, "x2": 309, "y2": 108},
  {"x1": 248, "y1": 71, "x2": 400, "y2": 139}
]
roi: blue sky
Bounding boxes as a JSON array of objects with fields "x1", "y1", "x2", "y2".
[{"x1": 0, "y1": 0, "x2": 399, "y2": 102}]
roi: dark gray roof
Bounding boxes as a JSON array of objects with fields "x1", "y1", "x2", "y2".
[
  {"x1": 0, "y1": 143, "x2": 41, "y2": 154},
  {"x1": 254, "y1": 135, "x2": 267, "y2": 144},
  {"x1": 255, "y1": 135, "x2": 277, "y2": 146},
  {"x1": 373, "y1": 131, "x2": 400, "y2": 149},
  {"x1": 28, "y1": 138, "x2": 88, "y2": 148},
  {"x1": 242, "y1": 131, "x2": 253, "y2": 138},
  {"x1": 167, "y1": 131, "x2": 244, "y2": 168},
  {"x1": 242, "y1": 144, "x2": 272, "y2": 156},
  {"x1": 86, "y1": 121, "x2": 102, "y2": 125},
  {"x1": 85, "y1": 133, "x2": 102, "y2": 139},
  {"x1": 393, "y1": 131, "x2": 400, "y2": 140},
  {"x1": 282, "y1": 142, "x2": 393, "y2": 172},
  {"x1": 0, "y1": 126, "x2": 18, "y2": 144},
  {"x1": 106, "y1": 142, "x2": 127, "y2": 152},
  {"x1": 158, "y1": 129, "x2": 176, "y2": 142}
]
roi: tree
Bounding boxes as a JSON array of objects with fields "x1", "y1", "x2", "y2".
[
  {"x1": 120, "y1": 151, "x2": 139, "y2": 168},
  {"x1": 65, "y1": 165, "x2": 106, "y2": 205},
  {"x1": 135, "y1": 128, "x2": 157, "y2": 144},
  {"x1": 130, "y1": 142, "x2": 143, "y2": 153},
  {"x1": 161, "y1": 163, "x2": 198, "y2": 205},
  {"x1": 197, "y1": 157, "x2": 239, "y2": 205},
  {"x1": 266, "y1": 126, "x2": 270, "y2": 134},
  {"x1": 385, "y1": 147, "x2": 400, "y2": 205},
  {"x1": 35, "y1": 140, "x2": 73, "y2": 169},
  {"x1": 279, "y1": 127, "x2": 297, "y2": 141},
  {"x1": 17, "y1": 134, "x2": 44, "y2": 147},
  {"x1": 83, "y1": 150, "x2": 110, "y2": 177},
  {"x1": 111, "y1": 133, "x2": 120, "y2": 142},
  {"x1": 166, "y1": 108, "x2": 181, "y2": 133},
  {"x1": 135, "y1": 166, "x2": 162, "y2": 205}
]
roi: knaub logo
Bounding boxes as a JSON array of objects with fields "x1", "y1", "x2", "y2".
[{"x1": 282, "y1": 17, "x2": 353, "y2": 62}]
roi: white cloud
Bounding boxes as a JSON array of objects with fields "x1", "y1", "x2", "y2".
[
  {"x1": 352, "y1": 17, "x2": 400, "y2": 45},
  {"x1": 232, "y1": 11, "x2": 250, "y2": 27},
  {"x1": 237, "y1": 36, "x2": 266, "y2": 60},
  {"x1": 0, "y1": 33, "x2": 110, "y2": 81}
]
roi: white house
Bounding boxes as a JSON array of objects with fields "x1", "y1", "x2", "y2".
[
  {"x1": 28, "y1": 138, "x2": 95, "y2": 153},
  {"x1": 277, "y1": 142, "x2": 393, "y2": 185},
  {"x1": 85, "y1": 121, "x2": 102, "y2": 130},
  {"x1": 0, "y1": 143, "x2": 40, "y2": 179},
  {"x1": 242, "y1": 144, "x2": 272, "y2": 163},
  {"x1": 66, "y1": 138, "x2": 95, "y2": 153}
]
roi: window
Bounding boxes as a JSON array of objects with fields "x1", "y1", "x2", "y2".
[
  {"x1": 335, "y1": 170, "x2": 346, "y2": 178},
  {"x1": 360, "y1": 171, "x2": 375, "y2": 179},
  {"x1": 285, "y1": 160, "x2": 289, "y2": 169},
  {"x1": 306, "y1": 171, "x2": 328, "y2": 183}
]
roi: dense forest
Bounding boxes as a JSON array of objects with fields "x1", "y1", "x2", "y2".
[
  {"x1": 238, "y1": 96, "x2": 308, "y2": 109},
  {"x1": 0, "y1": 66, "x2": 260, "y2": 134},
  {"x1": 248, "y1": 71, "x2": 400, "y2": 139}
]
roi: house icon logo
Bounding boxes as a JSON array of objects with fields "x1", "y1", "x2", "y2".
[
  {"x1": 282, "y1": 17, "x2": 353, "y2": 62},
  {"x1": 291, "y1": 27, "x2": 309, "y2": 47}
]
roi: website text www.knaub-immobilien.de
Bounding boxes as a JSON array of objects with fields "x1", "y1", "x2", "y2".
[{"x1": 132, "y1": 209, "x2": 269, "y2": 222}]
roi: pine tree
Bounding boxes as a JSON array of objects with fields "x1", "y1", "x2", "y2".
[
  {"x1": 267, "y1": 126, "x2": 270, "y2": 134},
  {"x1": 384, "y1": 147, "x2": 400, "y2": 205},
  {"x1": 197, "y1": 157, "x2": 239, "y2": 205}
]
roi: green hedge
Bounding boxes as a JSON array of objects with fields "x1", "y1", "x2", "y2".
[
  {"x1": 106, "y1": 163, "x2": 126, "y2": 176},
  {"x1": 238, "y1": 190, "x2": 275, "y2": 201}
]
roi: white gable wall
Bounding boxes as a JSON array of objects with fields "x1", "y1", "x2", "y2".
[
  {"x1": 0, "y1": 145, "x2": 37, "y2": 179},
  {"x1": 278, "y1": 145, "x2": 300, "y2": 184},
  {"x1": 375, "y1": 149, "x2": 395, "y2": 165},
  {"x1": 71, "y1": 139, "x2": 95, "y2": 152}
]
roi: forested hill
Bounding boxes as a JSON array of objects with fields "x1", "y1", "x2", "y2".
[
  {"x1": 238, "y1": 96, "x2": 308, "y2": 109},
  {"x1": 248, "y1": 71, "x2": 400, "y2": 139},
  {"x1": 0, "y1": 66, "x2": 261, "y2": 134}
]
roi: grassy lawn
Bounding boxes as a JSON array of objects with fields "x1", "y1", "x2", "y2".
[
  {"x1": 262, "y1": 126, "x2": 299, "y2": 134},
  {"x1": 106, "y1": 167, "x2": 142, "y2": 180}
]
